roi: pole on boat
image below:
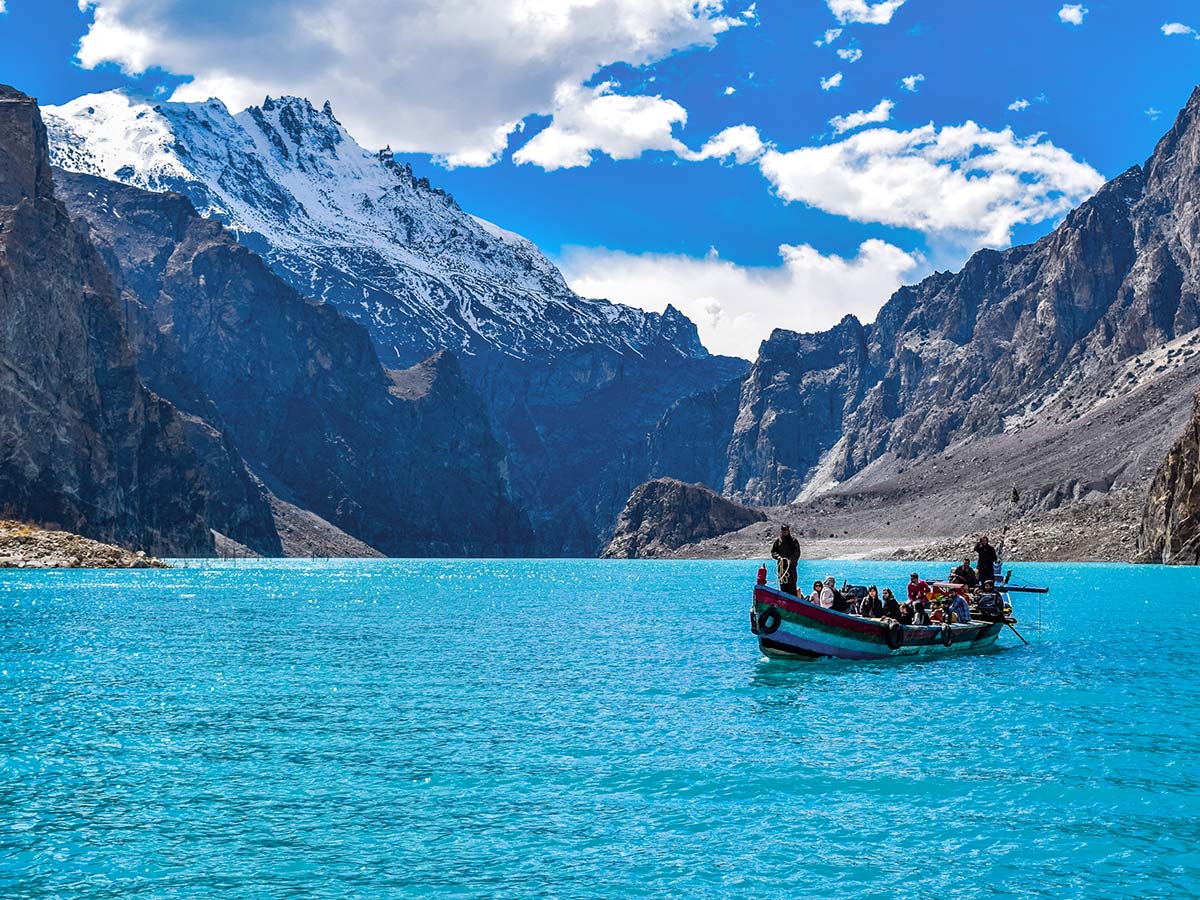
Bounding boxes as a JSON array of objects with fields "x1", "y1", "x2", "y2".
[{"x1": 1006, "y1": 620, "x2": 1029, "y2": 646}]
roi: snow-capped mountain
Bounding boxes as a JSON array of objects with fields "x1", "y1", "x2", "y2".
[{"x1": 44, "y1": 91, "x2": 704, "y2": 367}]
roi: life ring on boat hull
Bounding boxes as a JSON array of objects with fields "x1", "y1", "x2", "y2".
[
  {"x1": 940, "y1": 624, "x2": 954, "y2": 647},
  {"x1": 885, "y1": 621, "x2": 904, "y2": 650},
  {"x1": 757, "y1": 608, "x2": 781, "y2": 635}
]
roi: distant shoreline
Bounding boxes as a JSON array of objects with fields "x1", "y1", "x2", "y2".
[{"x1": 0, "y1": 521, "x2": 167, "y2": 569}]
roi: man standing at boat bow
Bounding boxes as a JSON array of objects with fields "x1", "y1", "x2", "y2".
[{"x1": 771, "y1": 525, "x2": 801, "y2": 596}]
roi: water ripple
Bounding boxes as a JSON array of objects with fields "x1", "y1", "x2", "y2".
[{"x1": 1, "y1": 559, "x2": 1198, "y2": 898}]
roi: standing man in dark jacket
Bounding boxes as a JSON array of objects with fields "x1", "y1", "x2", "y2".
[
  {"x1": 975, "y1": 536, "x2": 998, "y2": 584},
  {"x1": 771, "y1": 525, "x2": 801, "y2": 596}
]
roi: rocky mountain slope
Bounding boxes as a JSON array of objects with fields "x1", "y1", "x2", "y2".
[
  {"x1": 601, "y1": 479, "x2": 765, "y2": 559},
  {"x1": 1138, "y1": 393, "x2": 1200, "y2": 564},
  {"x1": 56, "y1": 169, "x2": 532, "y2": 557},
  {"x1": 0, "y1": 520, "x2": 168, "y2": 568},
  {"x1": 615, "y1": 85, "x2": 1200, "y2": 559},
  {"x1": 724, "y1": 89, "x2": 1200, "y2": 509},
  {"x1": 45, "y1": 91, "x2": 744, "y2": 553},
  {"x1": 0, "y1": 86, "x2": 212, "y2": 556}
]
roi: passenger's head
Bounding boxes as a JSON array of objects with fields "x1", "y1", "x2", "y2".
[
  {"x1": 813, "y1": 581, "x2": 823, "y2": 592},
  {"x1": 980, "y1": 535, "x2": 990, "y2": 544},
  {"x1": 882, "y1": 588, "x2": 895, "y2": 601},
  {"x1": 984, "y1": 579, "x2": 995, "y2": 589},
  {"x1": 910, "y1": 572, "x2": 919, "y2": 582},
  {"x1": 824, "y1": 575, "x2": 836, "y2": 588},
  {"x1": 868, "y1": 585, "x2": 878, "y2": 596},
  {"x1": 780, "y1": 524, "x2": 791, "y2": 537},
  {"x1": 963, "y1": 557, "x2": 972, "y2": 566}
]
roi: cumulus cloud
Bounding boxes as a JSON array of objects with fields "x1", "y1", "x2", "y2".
[
  {"x1": 1058, "y1": 4, "x2": 1087, "y2": 25},
  {"x1": 829, "y1": 98, "x2": 894, "y2": 133},
  {"x1": 512, "y1": 82, "x2": 688, "y2": 171},
  {"x1": 724, "y1": 85, "x2": 737, "y2": 95},
  {"x1": 837, "y1": 47, "x2": 864, "y2": 62},
  {"x1": 826, "y1": 0, "x2": 907, "y2": 25},
  {"x1": 1008, "y1": 98, "x2": 1031, "y2": 112},
  {"x1": 900, "y1": 73, "x2": 925, "y2": 92},
  {"x1": 1162, "y1": 22, "x2": 1198, "y2": 37},
  {"x1": 758, "y1": 122, "x2": 1104, "y2": 248},
  {"x1": 74, "y1": 0, "x2": 745, "y2": 163},
  {"x1": 821, "y1": 72, "x2": 845, "y2": 91},
  {"x1": 815, "y1": 27, "x2": 843, "y2": 46},
  {"x1": 560, "y1": 240, "x2": 924, "y2": 358},
  {"x1": 1145, "y1": 107, "x2": 1162, "y2": 121},
  {"x1": 687, "y1": 124, "x2": 766, "y2": 164}
]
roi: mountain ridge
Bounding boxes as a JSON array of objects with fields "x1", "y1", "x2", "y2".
[
  {"x1": 611, "y1": 84, "x2": 1200, "y2": 557},
  {"x1": 45, "y1": 88, "x2": 745, "y2": 553}
]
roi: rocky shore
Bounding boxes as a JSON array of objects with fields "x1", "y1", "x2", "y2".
[{"x1": 0, "y1": 521, "x2": 167, "y2": 568}]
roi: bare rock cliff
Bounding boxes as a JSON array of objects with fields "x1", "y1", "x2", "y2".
[
  {"x1": 602, "y1": 478, "x2": 766, "y2": 559},
  {"x1": 0, "y1": 86, "x2": 211, "y2": 555},
  {"x1": 1138, "y1": 394, "x2": 1200, "y2": 564}
]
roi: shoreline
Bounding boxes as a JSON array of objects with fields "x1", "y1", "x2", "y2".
[{"x1": 0, "y1": 521, "x2": 167, "y2": 568}]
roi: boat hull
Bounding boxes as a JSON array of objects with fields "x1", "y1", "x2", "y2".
[{"x1": 752, "y1": 585, "x2": 1003, "y2": 661}]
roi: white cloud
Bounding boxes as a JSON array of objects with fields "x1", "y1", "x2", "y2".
[
  {"x1": 560, "y1": 239, "x2": 924, "y2": 358},
  {"x1": 815, "y1": 27, "x2": 843, "y2": 46},
  {"x1": 1162, "y1": 22, "x2": 1198, "y2": 37},
  {"x1": 900, "y1": 73, "x2": 925, "y2": 92},
  {"x1": 837, "y1": 47, "x2": 864, "y2": 62},
  {"x1": 74, "y1": 0, "x2": 745, "y2": 164},
  {"x1": 1008, "y1": 98, "x2": 1031, "y2": 112},
  {"x1": 1058, "y1": 4, "x2": 1087, "y2": 25},
  {"x1": 724, "y1": 85, "x2": 737, "y2": 96},
  {"x1": 821, "y1": 72, "x2": 845, "y2": 91},
  {"x1": 829, "y1": 98, "x2": 894, "y2": 133},
  {"x1": 0, "y1": 2, "x2": 7, "y2": 13},
  {"x1": 512, "y1": 82, "x2": 688, "y2": 171},
  {"x1": 687, "y1": 124, "x2": 765, "y2": 164},
  {"x1": 1145, "y1": 107, "x2": 1162, "y2": 121},
  {"x1": 827, "y1": 0, "x2": 907, "y2": 25},
  {"x1": 758, "y1": 121, "x2": 1104, "y2": 247}
]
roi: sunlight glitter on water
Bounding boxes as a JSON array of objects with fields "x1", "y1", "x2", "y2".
[{"x1": 1, "y1": 559, "x2": 1198, "y2": 898}]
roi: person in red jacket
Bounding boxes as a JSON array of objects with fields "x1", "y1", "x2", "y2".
[{"x1": 907, "y1": 572, "x2": 930, "y2": 605}]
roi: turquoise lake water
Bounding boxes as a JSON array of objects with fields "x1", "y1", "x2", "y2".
[{"x1": 2, "y1": 558, "x2": 1198, "y2": 898}]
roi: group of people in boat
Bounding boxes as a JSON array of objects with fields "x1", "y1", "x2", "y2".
[{"x1": 769, "y1": 525, "x2": 1010, "y2": 625}]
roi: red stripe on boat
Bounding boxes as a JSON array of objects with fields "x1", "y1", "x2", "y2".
[{"x1": 754, "y1": 586, "x2": 882, "y2": 635}]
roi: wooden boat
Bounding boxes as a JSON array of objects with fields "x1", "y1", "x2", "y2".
[{"x1": 750, "y1": 583, "x2": 1005, "y2": 661}]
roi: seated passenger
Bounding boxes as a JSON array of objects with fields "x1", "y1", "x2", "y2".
[
  {"x1": 819, "y1": 576, "x2": 836, "y2": 609},
  {"x1": 912, "y1": 602, "x2": 932, "y2": 626},
  {"x1": 951, "y1": 558, "x2": 978, "y2": 587},
  {"x1": 898, "y1": 602, "x2": 914, "y2": 625},
  {"x1": 907, "y1": 572, "x2": 931, "y2": 606},
  {"x1": 808, "y1": 580, "x2": 824, "y2": 605},
  {"x1": 930, "y1": 601, "x2": 946, "y2": 624},
  {"x1": 859, "y1": 585, "x2": 883, "y2": 618},
  {"x1": 975, "y1": 580, "x2": 1005, "y2": 621},
  {"x1": 881, "y1": 588, "x2": 902, "y2": 620},
  {"x1": 949, "y1": 592, "x2": 972, "y2": 624}
]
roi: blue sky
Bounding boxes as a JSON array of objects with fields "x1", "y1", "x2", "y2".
[{"x1": 3, "y1": 0, "x2": 1199, "y2": 357}]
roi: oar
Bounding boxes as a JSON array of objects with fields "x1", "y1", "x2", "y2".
[{"x1": 1006, "y1": 620, "x2": 1029, "y2": 645}]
